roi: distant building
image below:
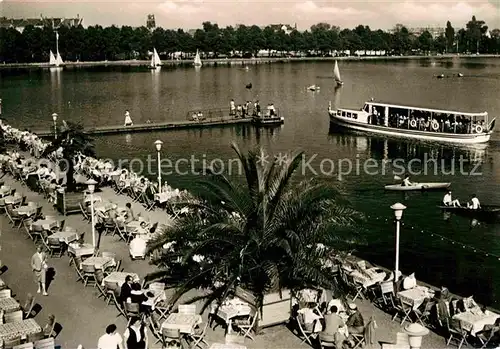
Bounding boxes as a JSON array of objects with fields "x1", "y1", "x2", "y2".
[
  {"x1": 0, "y1": 14, "x2": 83, "y2": 32},
  {"x1": 146, "y1": 14, "x2": 156, "y2": 31},
  {"x1": 387, "y1": 24, "x2": 445, "y2": 38},
  {"x1": 262, "y1": 24, "x2": 297, "y2": 35}
]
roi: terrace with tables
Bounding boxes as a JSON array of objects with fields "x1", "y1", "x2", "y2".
[{"x1": 0, "y1": 122, "x2": 497, "y2": 349}]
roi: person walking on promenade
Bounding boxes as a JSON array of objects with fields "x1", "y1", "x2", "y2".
[
  {"x1": 123, "y1": 317, "x2": 148, "y2": 349},
  {"x1": 124, "y1": 110, "x2": 133, "y2": 126},
  {"x1": 98, "y1": 324, "x2": 124, "y2": 349},
  {"x1": 31, "y1": 245, "x2": 48, "y2": 296}
]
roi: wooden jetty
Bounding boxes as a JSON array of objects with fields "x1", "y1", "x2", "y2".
[{"x1": 32, "y1": 109, "x2": 284, "y2": 137}]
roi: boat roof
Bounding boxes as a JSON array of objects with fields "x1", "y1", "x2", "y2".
[{"x1": 366, "y1": 101, "x2": 487, "y2": 117}]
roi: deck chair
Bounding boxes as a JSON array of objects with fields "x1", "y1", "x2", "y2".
[
  {"x1": 111, "y1": 292, "x2": 127, "y2": 318},
  {"x1": 73, "y1": 256, "x2": 84, "y2": 282},
  {"x1": 347, "y1": 274, "x2": 365, "y2": 301},
  {"x1": 46, "y1": 236, "x2": 64, "y2": 258},
  {"x1": 148, "y1": 316, "x2": 165, "y2": 346},
  {"x1": 43, "y1": 315, "x2": 56, "y2": 337},
  {"x1": 34, "y1": 337, "x2": 55, "y2": 349},
  {"x1": 81, "y1": 264, "x2": 96, "y2": 286},
  {"x1": 391, "y1": 298, "x2": 412, "y2": 325},
  {"x1": 27, "y1": 331, "x2": 45, "y2": 342},
  {"x1": 414, "y1": 299, "x2": 435, "y2": 327},
  {"x1": 104, "y1": 281, "x2": 120, "y2": 305},
  {"x1": 14, "y1": 342, "x2": 34, "y2": 349},
  {"x1": 296, "y1": 313, "x2": 315, "y2": 346},
  {"x1": 478, "y1": 328, "x2": 497, "y2": 348},
  {"x1": 124, "y1": 302, "x2": 141, "y2": 324},
  {"x1": 94, "y1": 270, "x2": 108, "y2": 299},
  {"x1": 113, "y1": 220, "x2": 128, "y2": 242},
  {"x1": 446, "y1": 318, "x2": 469, "y2": 349},
  {"x1": 376, "y1": 281, "x2": 395, "y2": 308}
]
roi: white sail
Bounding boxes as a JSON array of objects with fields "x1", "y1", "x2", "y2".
[
  {"x1": 55, "y1": 52, "x2": 64, "y2": 66},
  {"x1": 49, "y1": 51, "x2": 57, "y2": 65},
  {"x1": 153, "y1": 48, "x2": 161, "y2": 66},
  {"x1": 194, "y1": 50, "x2": 202, "y2": 66},
  {"x1": 334, "y1": 60, "x2": 342, "y2": 83}
]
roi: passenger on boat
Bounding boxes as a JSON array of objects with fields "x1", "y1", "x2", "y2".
[
  {"x1": 191, "y1": 113, "x2": 198, "y2": 121},
  {"x1": 124, "y1": 110, "x2": 133, "y2": 126},
  {"x1": 236, "y1": 104, "x2": 242, "y2": 118},
  {"x1": 443, "y1": 190, "x2": 461, "y2": 207},
  {"x1": 197, "y1": 111, "x2": 204, "y2": 120},
  {"x1": 401, "y1": 174, "x2": 413, "y2": 187},
  {"x1": 269, "y1": 103, "x2": 276, "y2": 117},
  {"x1": 467, "y1": 194, "x2": 481, "y2": 209}
]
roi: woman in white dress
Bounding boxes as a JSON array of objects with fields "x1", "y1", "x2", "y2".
[{"x1": 124, "y1": 110, "x2": 133, "y2": 126}]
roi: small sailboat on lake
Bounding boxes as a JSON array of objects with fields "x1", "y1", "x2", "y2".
[
  {"x1": 149, "y1": 48, "x2": 162, "y2": 70},
  {"x1": 334, "y1": 60, "x2": 343, "y2": 86},
  {"x1": 194, "y1": 50, "x2": 202, "y2": 67}
]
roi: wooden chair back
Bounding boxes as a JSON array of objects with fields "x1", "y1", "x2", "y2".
[
  {"x1": 34, "y1": 337, "x2": 55, "y2": 349},
  {"x1": 0, "y1": 289, "x2": 12, "y2": 298},
  {"x1": 178, "y1": 304, "x2": 196, "y2": 314},
  {"x1": 5, "y1": 310, "x2": 23, "y2": 323},
  {"x1": 13, "y1": 343, "x2": 34, "y2": 349},
  {"x1": 3, "y1": 337, "x2": 21, "y2": 348}
]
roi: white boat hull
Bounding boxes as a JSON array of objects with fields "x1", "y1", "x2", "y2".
[
  {"x1": 329, "y1": 112, "x2": 491, "y2": 144},
  {"x1": 385, "y1": 183, "x2": 451, "y2": 191}
]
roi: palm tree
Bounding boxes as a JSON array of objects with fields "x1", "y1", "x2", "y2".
[
  {"x1": 146, "y1": 143, "x2": 362, "y2": 312},
  {"x1": 42, "y1": 121, "x2": 95, "y2": 192}
]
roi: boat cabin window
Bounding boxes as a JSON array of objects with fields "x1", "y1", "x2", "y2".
[
  {"x1": 342, "y1": 111, "x2": 346, "y2": 117},
  {"x1": 353, "y1": 113, "x2": 358, "y2": 119},
  {"x1": 347, "y1": 112, "x2": 352, "y2": 118},
  {"x1": 363, "y1": 104, "x2": 369, "y2": 113}
]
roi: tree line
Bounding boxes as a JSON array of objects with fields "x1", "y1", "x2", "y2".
[{"x1": 1, "y1": 16, "x2": 499, "y2": 63}]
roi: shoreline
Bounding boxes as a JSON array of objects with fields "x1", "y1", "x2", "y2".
[{"x1": 2, "y1": 54, "x2": 500, "y2": 69}]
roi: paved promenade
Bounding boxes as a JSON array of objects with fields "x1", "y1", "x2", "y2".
[{"x1": 0, "y1": 172, "x2": 448, "y2": 348}]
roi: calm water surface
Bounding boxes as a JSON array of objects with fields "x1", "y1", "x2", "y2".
[{"x1": 2, "y1": 58, "x2": 500, "y2": 306}]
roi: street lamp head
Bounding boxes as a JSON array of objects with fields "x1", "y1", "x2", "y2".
[
  {"x1": 391, "y1": 202, "x2": 407, "y2": 220},
  {"x1": 86, "y1": 179, "x2": 98, "y2": 194},
  {"x1": 52, "y1": 113, "x2": 58, "y2": 122},
  {"x1": 154, "y1": 140, "x2": 163, "y2": 152}
]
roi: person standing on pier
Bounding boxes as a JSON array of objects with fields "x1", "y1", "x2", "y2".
[
  {"x1": 230, "y1": 99, "x2": 236, "y2": 116},
  {"x1": 124, "y1": 110, "x2": 133, "y2": 126}
]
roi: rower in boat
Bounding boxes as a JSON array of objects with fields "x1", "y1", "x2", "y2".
[
  {"x1": 467, "y1": 194, "x2": 481, "y2": 209},
  {"x1": 443, "y1": 190, "x2": 461, "y2": 207},
  {"x1": 124, "y1": 110, "x2": 133, "y2": 126},
  {"x1": 401, "y1": 174, "x2": 413, "y2": 186}
]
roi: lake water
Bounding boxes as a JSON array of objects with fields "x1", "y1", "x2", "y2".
[{"x1": 2, "y1": 58, "x2": 500, "y2": 306}]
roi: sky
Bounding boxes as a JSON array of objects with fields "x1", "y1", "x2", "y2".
[{"x1": 1, "y1": 0, "x2": 500, "y2": 30}]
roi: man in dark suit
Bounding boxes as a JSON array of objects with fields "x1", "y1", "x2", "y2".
[{"x1": 120, "y1": 276, "x2": 133, "y2": 304}]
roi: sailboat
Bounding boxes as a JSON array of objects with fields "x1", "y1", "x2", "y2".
[
  {"x1": 194, "y1": 50, "x2": 202, "y2": 67},
  {"x1": 334, "y1": 60, "x2": 343, "y2": 86},
  {"x1": 149, "y1": 48, "x2": 162, "y2": 70},
  {"x1": 49, "y1": 51, "x2": 57, "y2": 66},
  {"x1": 49, "y1": 32, "x2": 64, "y2": 69}
]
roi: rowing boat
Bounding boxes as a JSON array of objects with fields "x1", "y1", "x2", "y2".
[
  {"x1": 384, "y1": 182, "x2": 451, "y2": 191},
  {"x1": 438, "y1": 204, "x2": 500, "y2": 222}
]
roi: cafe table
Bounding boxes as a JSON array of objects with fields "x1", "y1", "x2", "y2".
[
  {"x1": 102, "y1": 272, "x2": 139, "y2": 287},
  {"x1": 453, "y1": 309, "x2": 500, "y2": 336},
  {"x1": 209, "y1": 344, "x2": 247, "y2": 349},
  {"x1": 154, "y1": 192, "x2": 172, "y2": 204},
  {"x1": 350, "y1": 267, "x2": 387, "y2": 288},
  {"x1": 81, "y1": 256, "x2": 115, "y2": 270},
  {"x1": 13, "y1": 205, "x2": 37, "y2": 217},
  {"x1": 0, "y1": 319, "x2": 42, "y2": 340},
  {"x1": 161, "y1": 313, "x2": 202, "y2": 334},
  {"x1": 0, "y1": 298, "x2": 20, "y2": 313},
  {"x1": 397, "y1": 286, "x2": 435, "y2": 310},
  {"x1": 4, "y1": 196, "x2": 22, "y2": 205},
  {"x1": 50, "y1": 230, "x2": 78, "y2": 244},
  {"x1": 142, "y1": 289, "x2": 166, "y2": 308},
  {"x1": 68, "y1": 243, "x2": 95, "y2": 257},
  {"x1": 31, "y1": 219, "x2": 57, "y2": 231}
]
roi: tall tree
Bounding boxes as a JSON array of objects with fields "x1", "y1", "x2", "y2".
[
  {"x1": 146, "y1": 143, "x2": 361, "y2": 310},
  {"x1": 43, "y1": 122, "x2": 95, "y2": 192},
  {"x1": 466, "y1": 16, "x2": 488, "y2": 53},
  {"x1": 445, "y1": 21, "x2": 455, "y2": 53}
]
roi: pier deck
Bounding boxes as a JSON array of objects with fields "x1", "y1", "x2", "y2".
[{"x1": 32, "y1": 113, "x2": 283, "y2": 137}]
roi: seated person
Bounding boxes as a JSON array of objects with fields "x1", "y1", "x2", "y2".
[
  {"x1": 319, "y1": 305, "x2": 346, "y2": 349},
  {"x1": 129, "y1": 235, "x2": 147, "y2": 259},
  {"x1": 124, "y1": 203, "x2": 136, "y2": 223},
  {"x1": 346, "y1": 303, "x2": 364, "y2": 335},
  {"x1": 443, "y1": 190, "x2": 461, "y2": 207},
  {"x1": 327, "y1": 298, "x2": 346, "y2": 314},
  {"x1": 298, "y1": 302, "x2": 322, "y2": 333},
  {"x1": 128, "y1": 282, "x2": 148, "y2": 304},
  {"x1": 120, "y1": 276, "x2": 133, "y2": 304},
  {"x1": 401, "y1": 174, "x2": 412, "y2": 186},
  {"x1": 467, "y1": 194, "x2": 481, "y2": 210}
]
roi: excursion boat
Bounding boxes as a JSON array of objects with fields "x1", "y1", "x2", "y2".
[
  {"x1": 438, "y1": 204, "x2": 500, "y2": 222},
  {"x1": 328, "y1": 100, "x2": 495, "y2": 144},
  {"x1": 385, "y1": 182, "x2": 451, "y2": 191}
]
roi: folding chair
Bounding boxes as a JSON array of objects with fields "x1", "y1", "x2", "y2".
[
  {"x1": 148, "y1": 317, "x2": 165, "y2": 346},
  {"x1": 3, "y1": 337, "x2": 21, "y2": 348},
  {"x1": 352, "y1": 328, "x2": 366, "y2": 349},
  {"x1": 22, "y1": 294, "x2": 36, "y2": 319},
  {"x1": 81, "y1": 264, "x2": 97, "y2": 286},
  {"x1": 79, "y1": 203, "x2": 90, "y2": 221},
  {"x1": 296, "y1": 313, "x2": 315, "y2": 346},
  {"x1": 235, "y1": 308, "x2": 258, "y2": 341},
  {"x1": 14, "y1": 342, "x2": 34, "y2": 349},
  {"x1": 414, "y1": 299, "x2": 435, "y2": 327},
  {"x1": 113, "y1": 220, "x2": 128, "y2": 242},
  {"x1": 391, "y1": 298, "x2": 412, "y2": 325},
  {"x1": 189, "y1": 322, "x2": 209, "y2": 348},
  {"x1": 104, "y1": 281, "x2": 120, "y2": 306},
  {"x1": 124, "y1": 302, "x2": 141, "y2": 325},
  {"x1": 162, "y1": 328, "x2": 181, "y2": 347},
  {"x1": 446, "y1": 318, "x2": 469, "y2": 349},
  {"x1": 348, "y1": 274, "x2": 365, "y2": 301},
  {"x1": 111, "y1": 292, "x2": 127, "y2": 319},
  {"x1": 5, "y1": 310, "x2": 23, "y2": 323},
  {"x1": 376, "y1": 281, "x2": 395, "y2": 308},
  {"x1": 178, "y1": 304, "x2": 197, "y2": 314},
  {"x1": 478, "y1": 328, "x2": 496, "y2": 348}
]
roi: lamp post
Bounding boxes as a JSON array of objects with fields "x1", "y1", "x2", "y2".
[
  {"x1": 87, "y1": 179, "x2": 98, "y2": 249},
  {"x1": 154, "y1": 140, "x2": 163, "y2": 192},
  {"x1": 52, "y1": 113, "x2": 58, "y2": 139},
  {"x1": 390, "y1": 202, "x2": 406, "y2": 280}
]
